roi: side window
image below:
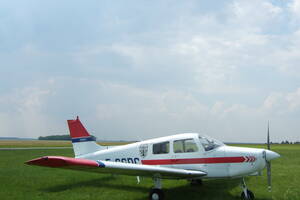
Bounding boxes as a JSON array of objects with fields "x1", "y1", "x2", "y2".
[
  {"x1": 173, "y1": 139, "x2": 198, "y2": 153},
  {"x1": 153, "y1": 141, "x2": 170, "y2": 154}
]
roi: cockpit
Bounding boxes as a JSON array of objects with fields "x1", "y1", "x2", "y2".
[
  {"x1": 150, "y1": 133, "x2": 224, "y2": 155},
  {"x1": 198, "y1": 134, "x2": 224, "y2": 151}
]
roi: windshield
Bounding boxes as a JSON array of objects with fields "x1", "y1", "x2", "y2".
[{"x1": 198, "y1": 135, "x2": 224, "y2": 151}]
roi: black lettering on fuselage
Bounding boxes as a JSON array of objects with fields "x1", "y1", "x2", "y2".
[
  {"x1": 134, "y1": 158, "x2": 140, "y2": 164},
  {"x1": 106, "y1": 158, "x2": 140, "y2": 163}
]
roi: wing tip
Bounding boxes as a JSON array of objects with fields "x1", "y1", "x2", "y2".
[{"x1": 25, "y1": 156, "x2": 99, "y2": 168}]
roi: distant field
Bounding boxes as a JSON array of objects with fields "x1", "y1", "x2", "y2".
[
  {"x1": 0, "y1": 140, "x2": 72, "y2": 148},
  {"x1": 0, "y1": 140, "x2": 133, "y2": 148},
  {"x1": 0, "y1": 144, "x2": 299, "y2": 200}
]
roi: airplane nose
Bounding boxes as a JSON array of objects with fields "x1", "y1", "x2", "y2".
[{"x1": 265, "y1": 150, "x2": 280, "y2": 161}]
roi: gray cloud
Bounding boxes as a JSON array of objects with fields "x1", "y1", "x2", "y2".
[
  {"x1": 0, "y1": 0, "x2": 299, "y2": 142},
  {"x1": 0, "y1": 77, "x2": 299, "y2": 142}
]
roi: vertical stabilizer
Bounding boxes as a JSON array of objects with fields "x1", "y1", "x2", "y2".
[{"x1": 67, "y1": 116, "x2": 103, "y2": 157}]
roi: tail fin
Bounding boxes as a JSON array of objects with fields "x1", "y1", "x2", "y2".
[{"x1": 67, "y1": 116, "x2": 104, "y2": 157}]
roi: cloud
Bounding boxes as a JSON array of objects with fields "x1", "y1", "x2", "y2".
[
  {"x1": 230, "y1": 0, "x2": 282, "y2": 32},
  {"x1": 0, "y1": 85, "x2": 54, "y2": 138},
  {"x1": 263, "y1": 88, "x2": 300, "y2": 113},
  {"x1": 286, "y1": 88, "x2": 300, "y2": 110},
  {"x1": 1, "y1": 77, "x2": 299, "y2": 142},
  {"x1": 0, "y1": 1, "x2": 299, "y2": 143},
  {"x1": 263, "y1": 93, "x2": 284, "y2": 110},
  {"x1": 289, "y1": 0, "x2": 300, "y2": 19}
]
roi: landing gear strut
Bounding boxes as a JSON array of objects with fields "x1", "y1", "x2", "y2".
[
  {"x1": 241, "y1": 178, "x2": 254, "y2": 200},
  {"x1": 149, "y1": 178, "x2": 164, "y2": 200}
]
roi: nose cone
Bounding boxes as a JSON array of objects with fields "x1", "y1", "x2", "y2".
[{"x1": 265, "y1": 150, "x2": 280, "y2": 161}]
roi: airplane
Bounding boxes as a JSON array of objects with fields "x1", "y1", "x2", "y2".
[{"x1": 26, "y1": 117, "x2": 280, "y2": 200}]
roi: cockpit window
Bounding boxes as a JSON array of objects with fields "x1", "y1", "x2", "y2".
[
  {"x1": 153, "y1": 141, "x2": 169, "y2": 154},
  {"x1": 173, "y1": 139, "x2": 198, "y2": 153},
  {"x1": 199, "y1": 135, "x2": 223, "y2": 151}
]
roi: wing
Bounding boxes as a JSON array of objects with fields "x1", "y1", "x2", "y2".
[{"x1": 26, "y1": 156, "x2": 206, "y2": 179}]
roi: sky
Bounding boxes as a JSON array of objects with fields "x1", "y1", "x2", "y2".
[{"x1": 0, "y1": 0, "x2": 300, "y2": 143}]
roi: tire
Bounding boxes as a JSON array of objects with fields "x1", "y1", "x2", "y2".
[
  {"x1": 190, "y1": 179, "x2": 203, "y2": 186},
  {"x1": 241, "y1": 189, "x2": 254, "y2": 200},
  {"x1": 149, "y1": 188, "x2": 164, "y2": 200}
]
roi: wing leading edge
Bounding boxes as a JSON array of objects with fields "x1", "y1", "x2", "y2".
[{"x1": 25, "y1": 156, "x2": 206, "y2": 179}]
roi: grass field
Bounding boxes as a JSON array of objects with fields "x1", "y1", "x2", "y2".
[{"x1": 0, "y1": 143, "x2": 299, "y2": 200}]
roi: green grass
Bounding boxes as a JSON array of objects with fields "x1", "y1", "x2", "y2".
[
  {"x1": 0, "y1": 144, "x2": 299, "y2": 200},
  {"x1": 0, "y1": 140, "x2": 72, "y2": 148}
]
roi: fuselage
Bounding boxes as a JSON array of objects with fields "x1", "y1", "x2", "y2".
[{"x1": 76, "y1": 133, "x2": 279, "y2": 179}]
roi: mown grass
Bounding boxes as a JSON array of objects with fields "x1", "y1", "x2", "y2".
[
  {"x1": 0, "y1": 140, "x2": 72, "y2": 148},
  {"x1": 0, "y1": 144, "x2": 299, "y2": 200}
]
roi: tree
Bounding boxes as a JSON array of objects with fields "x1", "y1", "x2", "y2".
[
  {"x1": 38, "y1": 134, "x2": 71, "y2": 140},
  {"x1": 38, "y1": 134, "x2": 97, "y2": 141}
]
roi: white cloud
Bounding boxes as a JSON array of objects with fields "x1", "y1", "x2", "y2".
[
  {"x1": 263, "y1": 92, "x2": 284, "y2": 110},
  {"x1": 0, "y1": 77, "x2": 299, "y2": 142},
  {"x1": 263, "y1": 88, "x2": 300, "y2": 113},
  {"x1": 0, "y1": 0, "x2": 299, "y2": 143},
  {"x1": 0, "y1": 86, "x2": 54, "y2": 138},
  {"x1": 230, "y1": 0, "x2": 282, "y2": 32},
  {"x1": 289, "y1": 0, "x2": 300, "y2": 19},
  {"x1": 286, "y1": 88, "x2": 300, "y2": 110}
]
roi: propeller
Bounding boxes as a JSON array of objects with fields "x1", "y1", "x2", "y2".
[
  {"x1": 266, "y1": 121, "x2": 271, "y2": 191},
  {"x1": 263, "y1": 121, "x2": 280, "y2": 191}
]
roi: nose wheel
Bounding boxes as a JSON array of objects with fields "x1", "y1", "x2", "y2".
[
  {"x1": 241, "y1": 178, "x2": 254, "y2": 200},
  {"x1": 241, "y1": 190, "x2": 254, "y2": 200}
]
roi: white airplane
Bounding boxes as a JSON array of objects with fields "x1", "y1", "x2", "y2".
[{"x1": 26, "y1": 117, "x2": 280, "y2": 200}]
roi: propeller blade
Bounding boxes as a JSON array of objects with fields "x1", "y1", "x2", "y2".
[
  {"x1": 266, "y1": 121, "x2": 271, "y2": 191},
  {"x1": 267, "y1": 121, "x2": 270, "y2": 150},
  {"x1": 267, "y1": 161, "x2": 271, "y2": 191}
]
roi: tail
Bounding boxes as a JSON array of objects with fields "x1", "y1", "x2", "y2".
[{"x1": 67, "y1": 116, "x2": 104, "y2": 157}]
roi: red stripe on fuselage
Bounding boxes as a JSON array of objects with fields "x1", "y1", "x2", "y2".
[{"x1": 141, "y1": 157, "x2": 246, "y2": 165}]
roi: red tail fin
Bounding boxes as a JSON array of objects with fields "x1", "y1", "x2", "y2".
[{"x1": 67, "y1": 116, "x2": 90, "y2": 138}]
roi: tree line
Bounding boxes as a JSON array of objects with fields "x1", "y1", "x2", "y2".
[
  {"x1": 280, "y1": 140, "x2": 300, "y2": 144},
  {"x1": 38, "y1": 134, "x2": 97, "y2": 141},
  {"x1": 38, "y1": 134, "x2": 71, "y2": 140}
]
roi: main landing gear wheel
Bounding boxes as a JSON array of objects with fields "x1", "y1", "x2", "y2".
[
  {"x1": 149, "y1": 178, "x2": 164, "y2": 200},
  {"x1": 190, "y1": 179, "x2": 203, "y2": 186},
  {"x1": 149, "y1": 188, "x2": 164, "y2": 200},
  {"x1": 241, "y1": 189, "x2": 254, "y2": 200}
]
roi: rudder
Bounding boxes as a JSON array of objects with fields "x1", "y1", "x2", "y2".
[{"x1": 67, "y1": 116, "x2": 103, "y2": 157}]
